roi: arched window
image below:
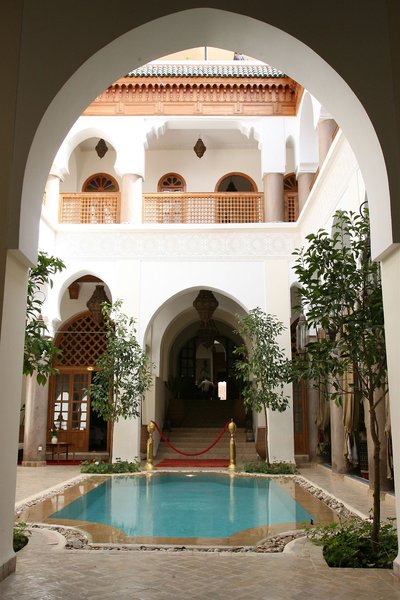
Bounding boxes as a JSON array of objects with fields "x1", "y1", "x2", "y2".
[
  {"x1": 82, "y1": 173, "x2": 119, "y2": 192},
  {"x1": 158, "y1": 173, "x2": 186, "y2": 192},
  {"x1": 215, "y1": 172, "x2": 257, "y2": 192}
]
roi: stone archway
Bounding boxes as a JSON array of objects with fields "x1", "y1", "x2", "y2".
[{"x1": 2, "y1": 3, "x2": 400, "y2": 579}]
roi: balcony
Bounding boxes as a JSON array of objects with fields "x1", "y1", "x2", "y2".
[
  {"x1": 58, "y1": 192, "x2": 265, "y2": 225},
  {"x1": 142, "y1": 192, "x2": 264, "y2": 224}
]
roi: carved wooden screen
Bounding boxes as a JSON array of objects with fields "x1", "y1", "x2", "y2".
[
  {"x1": 284, "y1": 173, "x2": 299, "y2": 222},
  {"x1": 54, "y1": 312, "x2": 107, "y2": 367}
]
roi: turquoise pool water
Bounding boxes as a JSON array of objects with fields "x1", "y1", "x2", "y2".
[{"x1": 50, "y1": 473, "x2": 314, "y2": 538}]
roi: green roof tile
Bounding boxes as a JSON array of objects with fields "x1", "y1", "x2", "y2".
[{"x1": 126, "y1": 63, "x2": 287, "y2": 78}]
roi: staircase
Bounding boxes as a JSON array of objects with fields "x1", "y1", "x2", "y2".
[{"x1": 155, "y1": 427, "x2": 259, "y2": 466}]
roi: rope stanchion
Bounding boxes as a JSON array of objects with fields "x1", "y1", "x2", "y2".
[{"x1": 151, "y1": 420, "x2": 229, "y2": 457}]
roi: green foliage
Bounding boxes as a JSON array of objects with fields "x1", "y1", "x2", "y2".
[
  {"x1": 234, "y1": 309, "x2": 292, "y2": 414},
  {"x1": 292, "y1": 208, "x2": 387, "y2": 543},
  {"x1": 13, "y1": 522, "x2": 30, "y2": 552},
  {"x1": 88, "y1": 300, "x2": 153, "y2": 421},
  {"x1": 24, "y1": 251, "x2": 65, "y2": 384},
  {"x1": 308, "y1": 518, "x2": 397, "y2": 568},
  {"x1": 292, "y1": 208, "x2": 387, "y2": 407},
  {"x1": 80, "y1": 458, "x2": 141, "y2": 474},
  {"x1": 243, "y1": 461, "x2": 296, "y2": 474}
]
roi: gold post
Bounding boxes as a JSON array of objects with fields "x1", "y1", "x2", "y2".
[
  {"x1": 228, "y1": 419, "x2": 237, "y2": 471},
  {"x1": 145, "y1": 421, "x2": 155, "y2": 471}
]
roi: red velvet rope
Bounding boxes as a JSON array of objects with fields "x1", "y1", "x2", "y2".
[{"x1": 151, "y1": 420, "x2": 229, "y2": 456}]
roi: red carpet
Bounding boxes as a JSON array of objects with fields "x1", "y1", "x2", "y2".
[
  {"x1": 155, "y1": 459, "x2": 230, "y2": 468},
  {"x1": 46, "y1": 460, "x2": 82, "y2": 466}
]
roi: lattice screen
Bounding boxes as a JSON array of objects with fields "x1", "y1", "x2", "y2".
[
  {"x1": 143, "y1": 193, "x2": 264, "y2": 224},
  {"x1": 55, "y1": 312, "x2": 107, "y2": 366},
  {"x1": 284, "y1": 193, "x2": 299, "y2": 222},
  {"x1": 59, "y1": 193, "x2": 120, "y2": 224}
]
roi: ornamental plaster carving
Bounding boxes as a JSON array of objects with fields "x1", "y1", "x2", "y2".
[{"x1": 55, "y1": 230, "x2": 300, "y2": 260}]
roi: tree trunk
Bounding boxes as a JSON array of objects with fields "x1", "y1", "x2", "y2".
[
  {"x1": 368, "y1": 391, "x2": 381, "y2": 547},
  {"x1": 263, "y1": 405, "x2": 270, "y2": 465}
]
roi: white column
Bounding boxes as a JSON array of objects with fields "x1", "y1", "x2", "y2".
[
  {"x1": 121, "y1": 173, "x2": 143, "y2": 224},
  {"x1": 381, "y1": 246, "x2": 400, "y2": 576},
  {"x1": 0, "y1": 252, "x2": 28, "y2": 580},
  {"x1": 318, "y1": 118, "x2": 337, "y2": 167},
  {"x1": 21, "y1": 376, "x2": 48, "y2": 466},
  {"x1": 297, "y1": 172, "x2": 314, "y2": 212},
  {"x1": 264, "y1": 259, "x2": 294, "y2": 463},
  {"x1": 44, "y1": 174, "x2": 61, "y2": 225},
  {"x1": 263, "y1": 173, "x2": 284, "y2": 222}
]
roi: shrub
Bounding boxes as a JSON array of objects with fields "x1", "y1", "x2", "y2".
[
  {"x1": 308, "y1": 517, "x2": 398, "y2": 568},
  {"x1": 13, "y1": 522, "x2": 30, "y2": 552},
  {"x1": 243, "y1": 461, "x2": 296, "y2": 475},
  {"x1": 80, "y1": 458, "x2": 141, "y2": 474}
]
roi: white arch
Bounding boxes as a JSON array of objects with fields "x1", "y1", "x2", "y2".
[
  {"x1": 53, "y1": 122, "x2": 119, "y2": 179},
  {"x1": 143, "y1": 286, "x2": 249, "y2": 376},
  {"x1": 21, "y1": 8, "x2": 391, "y2": 263}
]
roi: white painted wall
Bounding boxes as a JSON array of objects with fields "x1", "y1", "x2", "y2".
[{"x1": 144, "y1": 149, "x2": 262, "y2": 192}]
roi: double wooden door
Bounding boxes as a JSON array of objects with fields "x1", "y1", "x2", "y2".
[{"x1": 48, "y1": 369, "x2": 107, "y2": 452}]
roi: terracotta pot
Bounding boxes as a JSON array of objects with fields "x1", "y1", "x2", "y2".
[{"x1": 255, "y1": 427, "x2": 266, "y2": 460}]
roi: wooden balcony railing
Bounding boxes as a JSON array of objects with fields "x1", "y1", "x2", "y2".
[
  {"x1": 143, "y1": 192, "x2": 264, "y2": 224},
  {"x1": 59, "y1": 193, "x2": 121, "y2": 224}
]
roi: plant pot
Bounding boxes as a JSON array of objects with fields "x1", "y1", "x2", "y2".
[
  {"x1": 51, "y1": 436, "x2": 58, "y2": 444},
  {"x1": 255, "y1": 427, "x2": 266, "y2": 460}
]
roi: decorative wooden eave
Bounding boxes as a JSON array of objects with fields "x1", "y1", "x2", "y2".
[{"x1": 83, "y1": 75, "x2": 303, "y2": 117}]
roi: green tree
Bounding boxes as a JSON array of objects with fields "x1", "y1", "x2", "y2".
[
  {"x1": 293, "y1": 208, "x2": 387, "y2": 546},
  {"x1": 24, "y1": 251, "x2": 65, "y2": 385},
  {"x1": 234, "y1": 308, "x2": 292, "y2": 464},
  {"x1": 88, "y1": 299, "x2": 152, "y2": 422}
]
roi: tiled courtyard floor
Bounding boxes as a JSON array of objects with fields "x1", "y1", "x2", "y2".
[{"x1": 0, "y1": 464, "x2": 399, "y2": 599}]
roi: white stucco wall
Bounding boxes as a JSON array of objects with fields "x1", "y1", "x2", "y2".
[{"x1": 144, "y1": 148, "x2": 262, "y2": 192}]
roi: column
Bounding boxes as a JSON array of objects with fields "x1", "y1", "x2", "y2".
[
  {"x1": 21, "y1": 376, "x2": 48, "y2": 466},
  {"x1": 381, "y1": 247, "x2": 400, "y2": 576},
  {"x1": 318, "y1": 118, "x2": 337, "y2": 167},
  {"x1": 297, "y1": 172, "x2": 314, "y2": 212},
  {"x1": 120, "y1": 173, "x2": 143, "y2": 224},
  {"x1": 0, "y1": 251, "x2": 29, "y2": 580},
  {"x1": 330, "y1": 400, "x2": 347, "y2": 473},
  {"x1": 263, "y1": 173, "x2": 284, "y2": 222},
  {"x1": 44, "y1": 173, "x2": 61, "y2": 225}
]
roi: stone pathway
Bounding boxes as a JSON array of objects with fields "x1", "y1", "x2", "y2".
[
  {"x1": 1, "y1": 528, "x2": 400, "y2": 599},
  {"x1": 1, "y1": 463, "x2": 398, "y2": 599}
]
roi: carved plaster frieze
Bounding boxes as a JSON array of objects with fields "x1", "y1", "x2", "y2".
[{"x1": 55, "y1": 230, "x2": 300, "y2": 259}]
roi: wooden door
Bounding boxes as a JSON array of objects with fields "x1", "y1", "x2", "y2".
[{"x1": 49, "y1": 370, "x2": 91, "y2": 451}]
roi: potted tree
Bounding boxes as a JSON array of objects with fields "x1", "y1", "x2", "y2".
[{"x1": 234, "y1": 308, "x2": 292, "y2": 464}]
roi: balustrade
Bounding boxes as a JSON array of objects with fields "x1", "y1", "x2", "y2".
[
  {"x1": 59, "y1": 193, "x2": 121, "y2": 224},
  {"x1": 143, "y1": 192, "x2": 264, "y2": 224},
  {"x1": 58, "y1": 191, "x2": 266, "y2": 224}
]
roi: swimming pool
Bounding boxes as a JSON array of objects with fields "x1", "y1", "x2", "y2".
[{"x1": 26, "y1": 472, "x2": 335, "y2": 545}]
